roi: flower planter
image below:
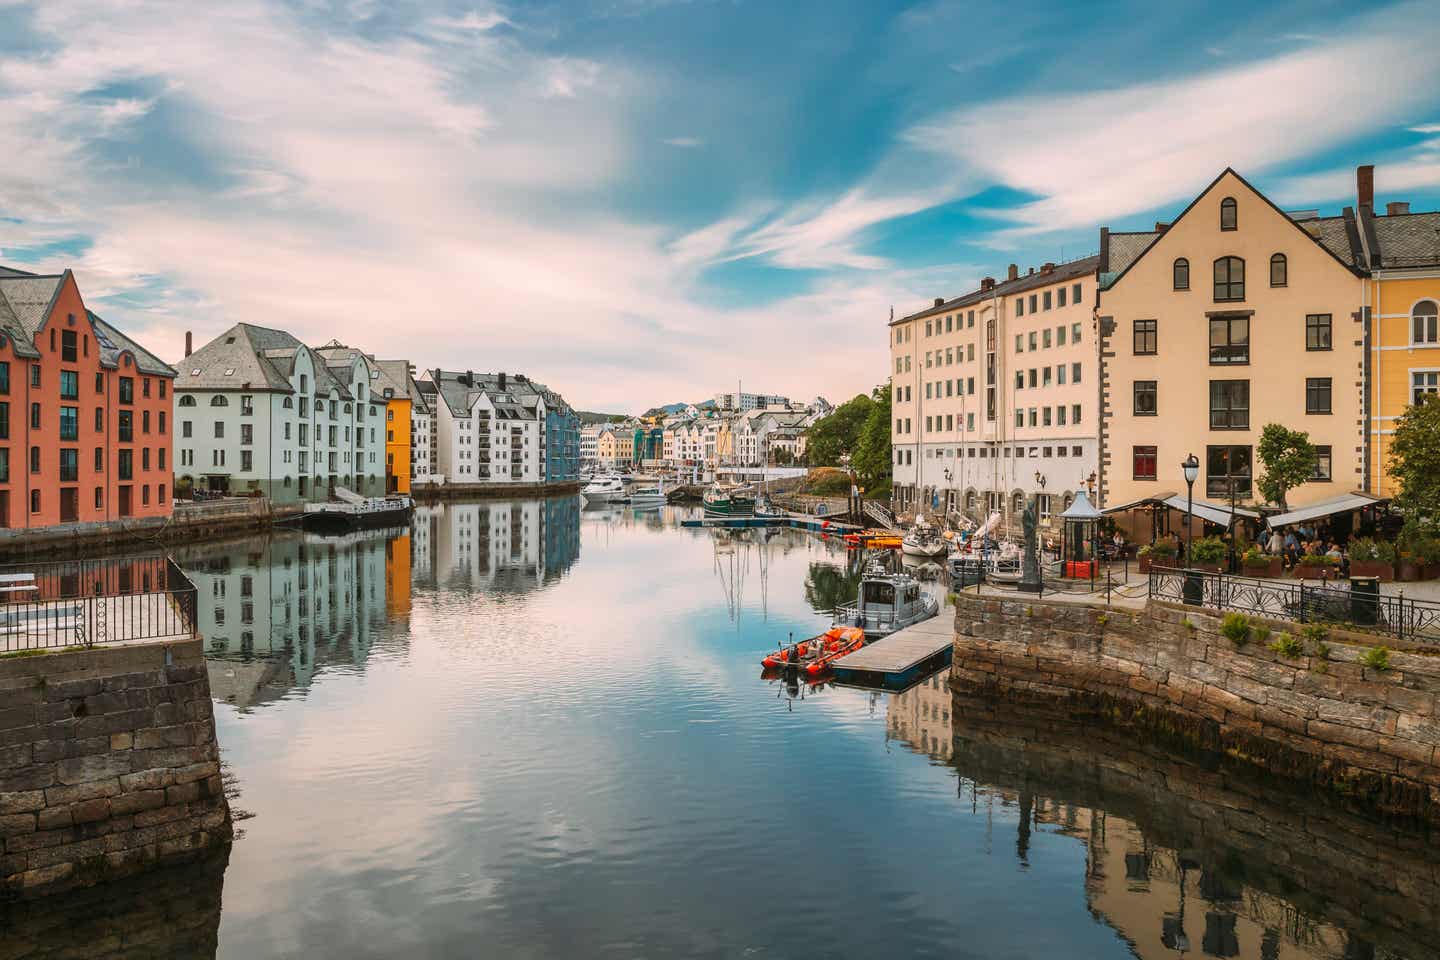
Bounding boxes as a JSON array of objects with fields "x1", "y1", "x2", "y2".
[
  {"x1": 1243, "y1": 557, "x2": 1282, "y2": 578},
  {"x1": 1418, "y1": 562, "x2": 1439, "y2": 581},
  {"x1": 1294, "y1": 563, "x2": 1338, "y2": 580},
  {"x1": 1349, "y1": 560, "x2": 1394, "y2": 582},
  {"x1": 1398, "y1": 560, "x2": 1420, "y2": 582},
  {"x1": 1138, "y1": 556, "x2": 1150, "y2": 574}
]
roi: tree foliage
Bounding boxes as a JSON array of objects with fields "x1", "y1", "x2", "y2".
[
  {"x1": 1389, "y1": 397, "x2": 1440, "y2": 519},
  {"x1": 803, "y1": 384, "x2": 892, "y2": 488},
  {"x1": 1256, "y1": 422, "x2": 1316, "y2": 509},
  {"x1": 852, "y1": 383, "x2": 892, "y2": 487}
]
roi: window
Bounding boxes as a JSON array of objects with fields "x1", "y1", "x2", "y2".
[
  {"x1": 241, "y1": 450, "x2": 253, "y2": 472},
  {"x1": 119, "y1": 377, "x2": 133, "y2": 404},
  {"x1": 29, "y1": 403, "x2": 39, "y2": 430},
  {"x1": 1028, "y1": 332, "x2": 1037, "y2": 350},
  {"x1": 118, "y1": 410, "x2": 133, "y2": 442},
  {"x1": 1134, "y1": 319, "x2": 1157, "y2": 355},
  {"x1": 1072, "y1": 404, "x2": 1081, "y2": 424},
  {"x1": 1015, "y1": 371, "x2": 1024, "y2": 390},
  {"x1": 241, "y1": 395, "x2": 254, "y2": 415},
  {"x1": 1072, "y1": 362, "x2": 1081, "y2": 383},
  {"x1": 0, "y1": 403, "x2": 8, "y2": 440},
  {"x1": 214, "y1": 422, "x2": 224, "y2": 439},
  {"x1": 1173, "y1": 258, "x2": 1189, "y2": 290},
  {"x1": 1057, "y1": 325, "x2": 1067, "y2": 346},
  {"x1": 30, "y1": 490, "x2": 38, "y2": 514},
  {"x1": 59, "y1": 448, "x2": 77, "y2": 482},
  {"x1": 1134, "y1": 381, "x2": 1157, "y2": 416},
  {"x1": 1029, "y1": 294, "x2": 1037, "y2": 314},
  {"x1": 1413, "y1": 370, "x2": 1440, "y2": 404},
  {"x1": 1306, "y1": 314, "x2": 1332, "y2": 351},
  {"x1": 1213, "y1": 257, "x2": 1245, "y2": 301},
  {"x1": 95, "y1": 372, "x2": 103, "y2": 393},
  {"x1": 1072, "y1": 283, "x2": 1082, "y2": 304},
  {"x1": 158, "y1": 448, "x2": 165, "y2": 471},
  {"x1": 1209, "y1": 380, "x2": 1250, "y2": 430},
  {"x1": 1270, "y1": 253, "x2": 1287, "y2": 287},
  {"x1": 1043, "y1": 291, "x2": 1052, "y2": 310},
  {"x1": 59, "y1": 406, "x2": 77, "y2": 441},
  {"x1": 1043, "y1": 329, "x2": 1052, "y2": 348},
  {"x1": 158, "y1": 411, "x2": 166, "y2": 435},
  {"x1": 1312, "y1": 445, "x2": 1332, "y2": 481},
  {"x1": 118, "y1": 449, "x2": 132, "y2": 480},
  {"x1": 1058, "y1": 287, "x2": 1067, "y2": 307},
  {"x1": 1207, "y1": 445, "x2": 1251, "y2": 497},
  {"x1": 179, "y1": 395, "x2": 197, "y2": 407},
  {"x1": 1015, "y1": 334, "x2": 1022, "y2": 353},
  {"x1": 29, "y1": 366, "x2": 38, "y2": 388},
  {"x1": 1414, "y1": 300, "x2": 1439, "y2": 344},
  {"x1": 0, "y1": 362, "x2": 8, "y2": 394},
  {"x1": 1209, "y1": 315, "x2": 1249, "y2": 364},
  {"x1": 1220, "y1": 197, "x2": 1237, "y2": 231},
  {"x1": 210, "y1": 395, "x2": 228, "y2": 407},
  {"x1": 1016, "y1": 298, "x2": 1024, "y2": 317},
  {"x1": 0, "y1": 448, "x2": 8, "y2": 482},
  {"x1": 1306, "y1": 377, "x2": 1332, "y2": 414},
  {"x1": 142, "y1": 410, "x2": 150, "y2": 434},
  {"x1": 61, "y1": 330, "x2": 77, "y2": 362},
  {"x1": 59, "y1": 370, "x2": 78, "y2": 400}
]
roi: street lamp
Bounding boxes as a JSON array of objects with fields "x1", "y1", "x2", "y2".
[{"x1": 1181, "y1": 453, "x2": 1200, "y2": 565}]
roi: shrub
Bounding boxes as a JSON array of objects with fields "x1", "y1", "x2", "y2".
[
  {"x1": 1299, "y1": 623, "x2": 1329, "y2": 643},
  {"x1": 1189, "y1": 536, "x2": 1226, "y2": 565},
  {"x1": 1361, "y1": 646, "x2": 1392, "y2": 672},
  {"x1": 1270, "y1": 632, "x2": 1304, "y2": 658},
  {"x1": 1348, "y1": 537, "x2": 1396, "y2": 564},
  {"x1": 1241, "y1": 546, "x2": 1268, "y2": 566},
  {"x1": 1253, "y1": 624, "x2": 1272, "y2": 646},
  {"x1": 1413, "y1": 538, "x2": 1440, "y2": 566},
  {"x1": 1221, "y1": 612, "x2": 1251, "y2": 645},
  {"x1": 1298, "y1": 553, "x2": 1338, "y2": 567},
  {"x1": 1140, "y1": 541, "x2": 1176, "y2": 560}
]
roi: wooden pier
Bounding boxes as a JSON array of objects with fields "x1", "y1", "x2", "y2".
[
  {"x1": 831, "y1": 616, "x2": 953, "y2": 690},
  {"x1": 679, "y1": 514, "x2": 861, "y2": 534}
]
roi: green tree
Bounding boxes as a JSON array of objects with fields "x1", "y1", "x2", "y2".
[
  {"x1": 1389, "y1": 397, "x2": 1440, "y2": 519},
  {"x1": 1256, "y1": 423, "x2": 1316, "y2": 510},
  {"x1": 852, "y1": 382, "x2": 892, "y2": 487},
  {"x1": 803, "y1": 392, "x2": 873, "y2": 467}
]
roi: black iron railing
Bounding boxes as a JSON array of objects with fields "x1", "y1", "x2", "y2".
[
  {"x1": 1147, "y1": 565, "x2": 1440, "y2": 645},
  {"x1": 0, "y1": 554, "x2": 197, "y2": 653}
]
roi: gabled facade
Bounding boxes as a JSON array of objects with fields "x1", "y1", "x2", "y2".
[
  {"x1": 372, "y1": 359, "x2": 415, "y2": 494},
  {"x1": 0, "y1": 266, "x2": 176, "y2": 528},
  {"x1": 1097, "y1": 168, "x2": 1365, "y2": 517},
  {"x1": 420, "y1": 370, "x2": 555, "y2": 486}
]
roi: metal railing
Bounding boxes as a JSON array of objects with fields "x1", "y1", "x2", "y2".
[
  {"x1": 1147, "y1": 565, "x2": 1440, "y2": 646},
  {"x1": 0, "y1": 555, "x2": 197, "y2": 653}
]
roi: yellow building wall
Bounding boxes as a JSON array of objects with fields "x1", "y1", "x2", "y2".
[
  {"x1": 385, "y1": 533, "x2": 411, "y2": 617},
  {"x1": 385, "y1": 397, "x2": 412, "y2": 494},
  {"x1": 1101, "y1": 170, "x2": 1364, "y2": 510},
  {"x1": 1369, "y1": 275, "x2": 1440, "y2": 497}
]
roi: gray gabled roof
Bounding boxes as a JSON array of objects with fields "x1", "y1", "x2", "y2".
[
  {"x1": 372, "y1": 359, "x2": 411, "y2": 401},
  {"x1": 88, "y1": 312, "x2": 176, "y2": 378},
  {"x1": 1371, "y1": 211, "x2": 1440, "y2": 269},
  {"x1": 178, "y1": 322, "x2": 299, "y2": 391}
]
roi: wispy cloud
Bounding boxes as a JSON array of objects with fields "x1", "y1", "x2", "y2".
[{"x1": 662, "y1": 136, "x2": 702, "y2": 148}]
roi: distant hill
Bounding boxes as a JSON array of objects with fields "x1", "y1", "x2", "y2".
[
  {"x1": 577, "y1": 410, "x2": 630, "y2": 425},
  {"x1": 643, "y1": 399, "x2": 717, "y2": 417}
]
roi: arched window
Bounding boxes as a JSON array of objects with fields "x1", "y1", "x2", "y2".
[
  {"x1": 1270, "y1": 253, "x2": 1287, "y2": 287},
  {"x1": 210, "y1": 395, "x2": 228, "y2": 407},
  {"x1": 178, "y1": 395, "x2": 196, "y2": 407},
  {"x1": 1012, "y1": 491, "x2": 1024, "y2": 514},
  {"x1": 1213, "y1": 257, "x2": 1245, "y2": 302},
  {"x1": 965, "y1": 491, "x2": 975, "y2": 511},
  {"x1": 316, "y1": 400, "x2": 325, "y2": 412},
  {"x1": 1173, "y1": 258, "x2": 1189, "y2": 290},
  {"x1": 1414, "y1": 299, "x2": 1440, "y2": 345},
  {"x1": 1220, "y1": 197, "x2": 1237, "y2": 231},
  {"x1": 282, "y1": 397, "x2": 294, "y2": 408}
]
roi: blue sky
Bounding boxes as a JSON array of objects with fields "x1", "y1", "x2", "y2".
[{"x1": 1, "y1": 0, "x2": 1438, "y2": 411}]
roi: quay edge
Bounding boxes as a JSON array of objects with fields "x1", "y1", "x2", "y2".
[{"x1": 949, "y1": 590, "x2": 1440, "y2": 821}]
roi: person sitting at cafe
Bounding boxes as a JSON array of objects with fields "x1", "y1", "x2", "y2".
[{"x1": 1266, "y1": 529, "x2": 1284, "y2": 555}]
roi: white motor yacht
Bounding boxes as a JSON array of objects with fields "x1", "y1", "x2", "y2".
[{"x1": 581, "y1": 476, "x2": 626, "y2": 502}]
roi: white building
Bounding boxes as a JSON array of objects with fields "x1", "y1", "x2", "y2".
[
  {"x1": 176, "y1": 324, "x2": 386, "y2": 503},
  {"x1": 714, "y1": 391, "x2": 789, "y2": 412},
  {"x1": 580, "y1": 423, "x2": 603, "y2": 467},
  {"x1": 419, "y1": 370, "x2": 544, "y2": 485}
]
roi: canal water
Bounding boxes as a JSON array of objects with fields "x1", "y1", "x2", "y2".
[{"x1": 4, "y1": 497, "x2": 1437, "y2": 958}]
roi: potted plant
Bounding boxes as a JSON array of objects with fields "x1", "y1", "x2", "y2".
[
  {"x1": 1138, "y1": 541, "x2": 1175, "y2": 573},
  {"x1": 1188, "y1": 536, "x2": 1226, "y2": 573},
  {"x1": 1294, "y1": 553, "x2": 1339, "y2": 580},
  {"x1": 1413, "y1": 536, "x2": 1440, "y2": 580},
  {"x1": 1398, "y1": 520, "x2": 1427, "y2": 582},
  {"x1": 1348, "y1": 537, "x2": 1395, "y2": 581},
  {"x1": 1241, "y1": 545, "x2": 1281, "y2": 578}
]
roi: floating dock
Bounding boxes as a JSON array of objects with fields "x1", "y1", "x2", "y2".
[
  {"x1": 680, "y1": 514, "x2": 861, "y2": 534},
  {"x1": 831, "y1": 616, "x2": 953, "y2": 690}
]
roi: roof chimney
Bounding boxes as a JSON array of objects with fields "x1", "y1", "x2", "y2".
[
  {"x1": 981, "y1": 277, "x2": 995, "y2": 291},
  {"x1": 1027, "y1": 267, "x2": 1034, "y2": 275},
  {"x1": 184, "y1": 331, "x2": 192, "y2": 358},
  {"x1": 465, "y1": 369, "x2": 474, "y2": 387},
  {"x1": 1041, "y1": 262, "x2": 1055, "y2": 274},
  {"x1": 498, "y1": 371, "x2": 506, "y2": 390},
  {"x1": 1387, "y1": 201, "x2": 1411, "y2": 216},
  {"x1": 1357, "y1": 164, "x2": 1374, "y2": 211},
  {"x1": 1154, "y1": 222, "x2": 1170, "y2": 233},
  {"x1": 1007, "y1": 263, "x2": 1018, "y2": 281},
  {"x1": 933, "y1": 297, "x2": 945, "y2": 308}
]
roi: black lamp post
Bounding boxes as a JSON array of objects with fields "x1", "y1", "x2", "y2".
[{"x1": 1182, "y1": 453, "x2": 1199, "y2": 566}]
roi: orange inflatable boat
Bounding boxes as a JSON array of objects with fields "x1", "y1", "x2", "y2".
[{"x1": 761, "y1": 626, "x2": 866, "y2": 672}]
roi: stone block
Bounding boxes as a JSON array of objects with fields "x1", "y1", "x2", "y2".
[
  {"x1": 0, "y1": 790, "x2": 44, "y2": 815},
  {"x1": 167, "y1": 781, "x2": 201, "y2": 805},
  {"x1": 26, "y1": 835, "x2": 105, "y2": 871},
  {"x1": 2, "y1": 826, "x2": 69, "y2": 852},
  {"x1": 45, "y1": 678, "x2": 101, "y2": 701},
  {"x1": 120, "y1": 768, "x2": 170, "y2": 792},
  {"x1": 1314, "y1": 698, "x2": 1397, "y2": 732},
  {"x1": 0, "y1": 767, "x2": 56, "y2": 793},
  {"x1": 134, "y1": 805, "x2": 187, "y2": 828},
  {"x1": 134, "y1": 725, "x2": 193, "y2": 750},
  {"x1": 75, "y1": 708, "x2": 154, "y2": 739},
  {"x1": 1396, "y1": 714, "x2": 1440, "y2": 747},
  {"x1": 1379, "y1": 736, "x2": 1435, "y2": 765},
  {"x1": 1264, "y1": 687, "x2": 1320, "y2": 720},
  {"x1": 111, "y1": 789, "x2": 166, "y2": 816},
  {"x1": 0, "y1": 813, "x2": 36, "y2": 838},
  {"x1": 44, "y1": 778, "x2": 120, "y2": 806},
  {"x1": 129, "y1": 745, "x2": 209, "y2": 772},
  {"x1": 68, "y1": 797, "x2": 110, "y2": 825},
  {"x1": 110, "y1": 732, "x2": 133, "y2": 751},
  {"x1": 1386, "y1": 685, "x2": 1436, "y2": 716},
  {"x1": 0, "y1": 743, "x2": 31, "y2": 771},
  {"x1": 32, "y1": 735, "x2": 110, "y2": 764},
  {"x1": 1323, "y1": 741, "x2": 1396, "y2": 772},
  {"x1": 18, "y1": 862, "x2": 74, "y2": 891},
  {"x1": 35, "y1": 806, "x2": 71, "y2": 831},
  {"x1": 54, "y1": 752, "x2": 132, "y2": 785},
  {"x1": 1307, "y1": 719, "x2": 1381, "y2": 752},
  {"x1": 0, "y1": 706, "x2": 36, "y2": 732},
  {"x1": 172, "y1": 761, "x2": 219, "y2": 785}
]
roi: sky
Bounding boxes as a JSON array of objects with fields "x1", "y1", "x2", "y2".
[{"x1": 1, "y1": 0, "x2": 1439, "y2": 413}]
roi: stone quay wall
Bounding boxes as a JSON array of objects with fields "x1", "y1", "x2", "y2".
[
  {"x1": 0, "y1": 638, "x2": 232, "y2": 899},
  {"x1": 950, "y1": 593, "x2": 1440, "y2": 820}
]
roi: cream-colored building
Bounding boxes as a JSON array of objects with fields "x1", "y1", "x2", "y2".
[
  {"x1": 1097, "y1": 168, "x2": 1364, "y2": 528},
  {"x1": 889, "y1": 256, "x2": 1099, "y2": 531}
]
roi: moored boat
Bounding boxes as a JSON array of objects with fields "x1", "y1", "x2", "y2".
[
  {"x1": 901, "y1": 517, "x2": 949, "y2": 559},
  {"x1": 582, "y1": 476, "x2": 626, "y2": 502},
  {"x1": 761, "y1": 626, "x2": 866, "y2": 675},
  {"x1": 833, "y1": 564, "x2": 939, "y2": 639},
  {"x1": 703, "y1": 484, "x2": 756, "y2": 516}
]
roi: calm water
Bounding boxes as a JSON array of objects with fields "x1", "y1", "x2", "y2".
[{"x1": 3, "y1": 497, "x2": 1438, "y2": 959}]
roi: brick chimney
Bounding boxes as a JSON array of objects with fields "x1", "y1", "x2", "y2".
[
  {"x1": 498, "y1": 371, "x2": 506, "y2": 390},
  {"x1": 1007, "y1": 264, "x2": 1018, "y2": 281},
  {"x1": 1387, "y1": 201, "x2": 1411, "y2": 216},
  {"x1": 1154, "y1": 222, "x2": 1170, "y2": 233},
  {"x1": 933, "y1": 297, "x2": 945, "y2": 307},
  {"x1": 981, "y1": 277, "x2": 995, "y2": 291},
  {"x1": 1041, "y1": 262, "x2": 1055, "y2": 274},
  {"x1": 1357, "y1": 164, "x2": 1374, "y2": 211},
  {"x1": 184, "y1": 331, "x2": 192, "y2": 358}
]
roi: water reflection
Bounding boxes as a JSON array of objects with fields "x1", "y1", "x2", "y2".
[{"x1": 887, "y1": 684, "x2": 1440, "y2": 959}]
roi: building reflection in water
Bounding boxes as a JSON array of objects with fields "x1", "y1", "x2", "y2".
[
  {"x1": 176, "y1": 498, "x2": 581, "y2": 708},
  {"x1": 888, "y1": 681, "x2": 1439, "y2": 960}
]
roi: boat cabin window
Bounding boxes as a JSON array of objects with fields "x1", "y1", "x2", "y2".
[{"x1": 863, "y1": 582, "x2": 896, "y2": 605}]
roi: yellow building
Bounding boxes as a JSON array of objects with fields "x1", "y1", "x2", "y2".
[
  {"x1": 1355, "y1": 165, "x2": 1440, "y2": 495},
  {"x1": 375, "y1": 360, "x2": 413, "y2": 494},
  {"x1": 1098, "y1": 169, "x2": 1365, "y2": 527}
]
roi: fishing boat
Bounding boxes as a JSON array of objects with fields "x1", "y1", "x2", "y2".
[
  {"x1": 844, "y1": 529, "x2": 903, "y2": 550},
  {"x1": 761, "y1": 626, "x2": 866, "y2": 675},
  {"x1": 581, "y1": 475, "x2": 626, "y2": 503},
  {"x1": 703, "y1": 484, "x2": 756, "y2": 517},
  {"x1": 300, "y1": 487, "x2": 413, "y2": 532},
  {"x1": 901, "y1": 517, "x2": 949, "y2": 559},
  {"x1": 833, "y1": 564, "x2": 939, "y2": 639},
  {"x1": 625, "y1": 478, "x2": 668, "y2": 506}
]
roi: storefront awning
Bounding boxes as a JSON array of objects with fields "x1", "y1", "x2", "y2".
[
  {"x1": 1266, "y1": 492, "x2": 1389, "y2": 529},
  {"x1": 1101, "y1": 493, "x2": 1258, "y2": 526}
]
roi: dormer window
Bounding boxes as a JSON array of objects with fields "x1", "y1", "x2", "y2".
[
  {"x1": 1173, "y1": 258, "x2": 1189, "y2": 290},
  {"x1": 1220, "y1": 197, "x2": 1237, "y2": 231}
]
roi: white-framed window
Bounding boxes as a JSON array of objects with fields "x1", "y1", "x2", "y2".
[
  {"x1": 1414, "y1": 300, "x2": 1440, "y2": 345},
  {"x1": 1412, "y1": 369, "x2": 1440, "y2": 405}
]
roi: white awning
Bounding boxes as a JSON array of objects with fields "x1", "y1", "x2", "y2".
[
  {"x1": 1100, "y1": 492, "x2": 1177, "y2": 515},
  {"x1": 1102, "y1": 493, "x2": 1258, "y2": 526},
  {"x1": 1266, "y1": 492, "x2": 1389, "y2": 529}
]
